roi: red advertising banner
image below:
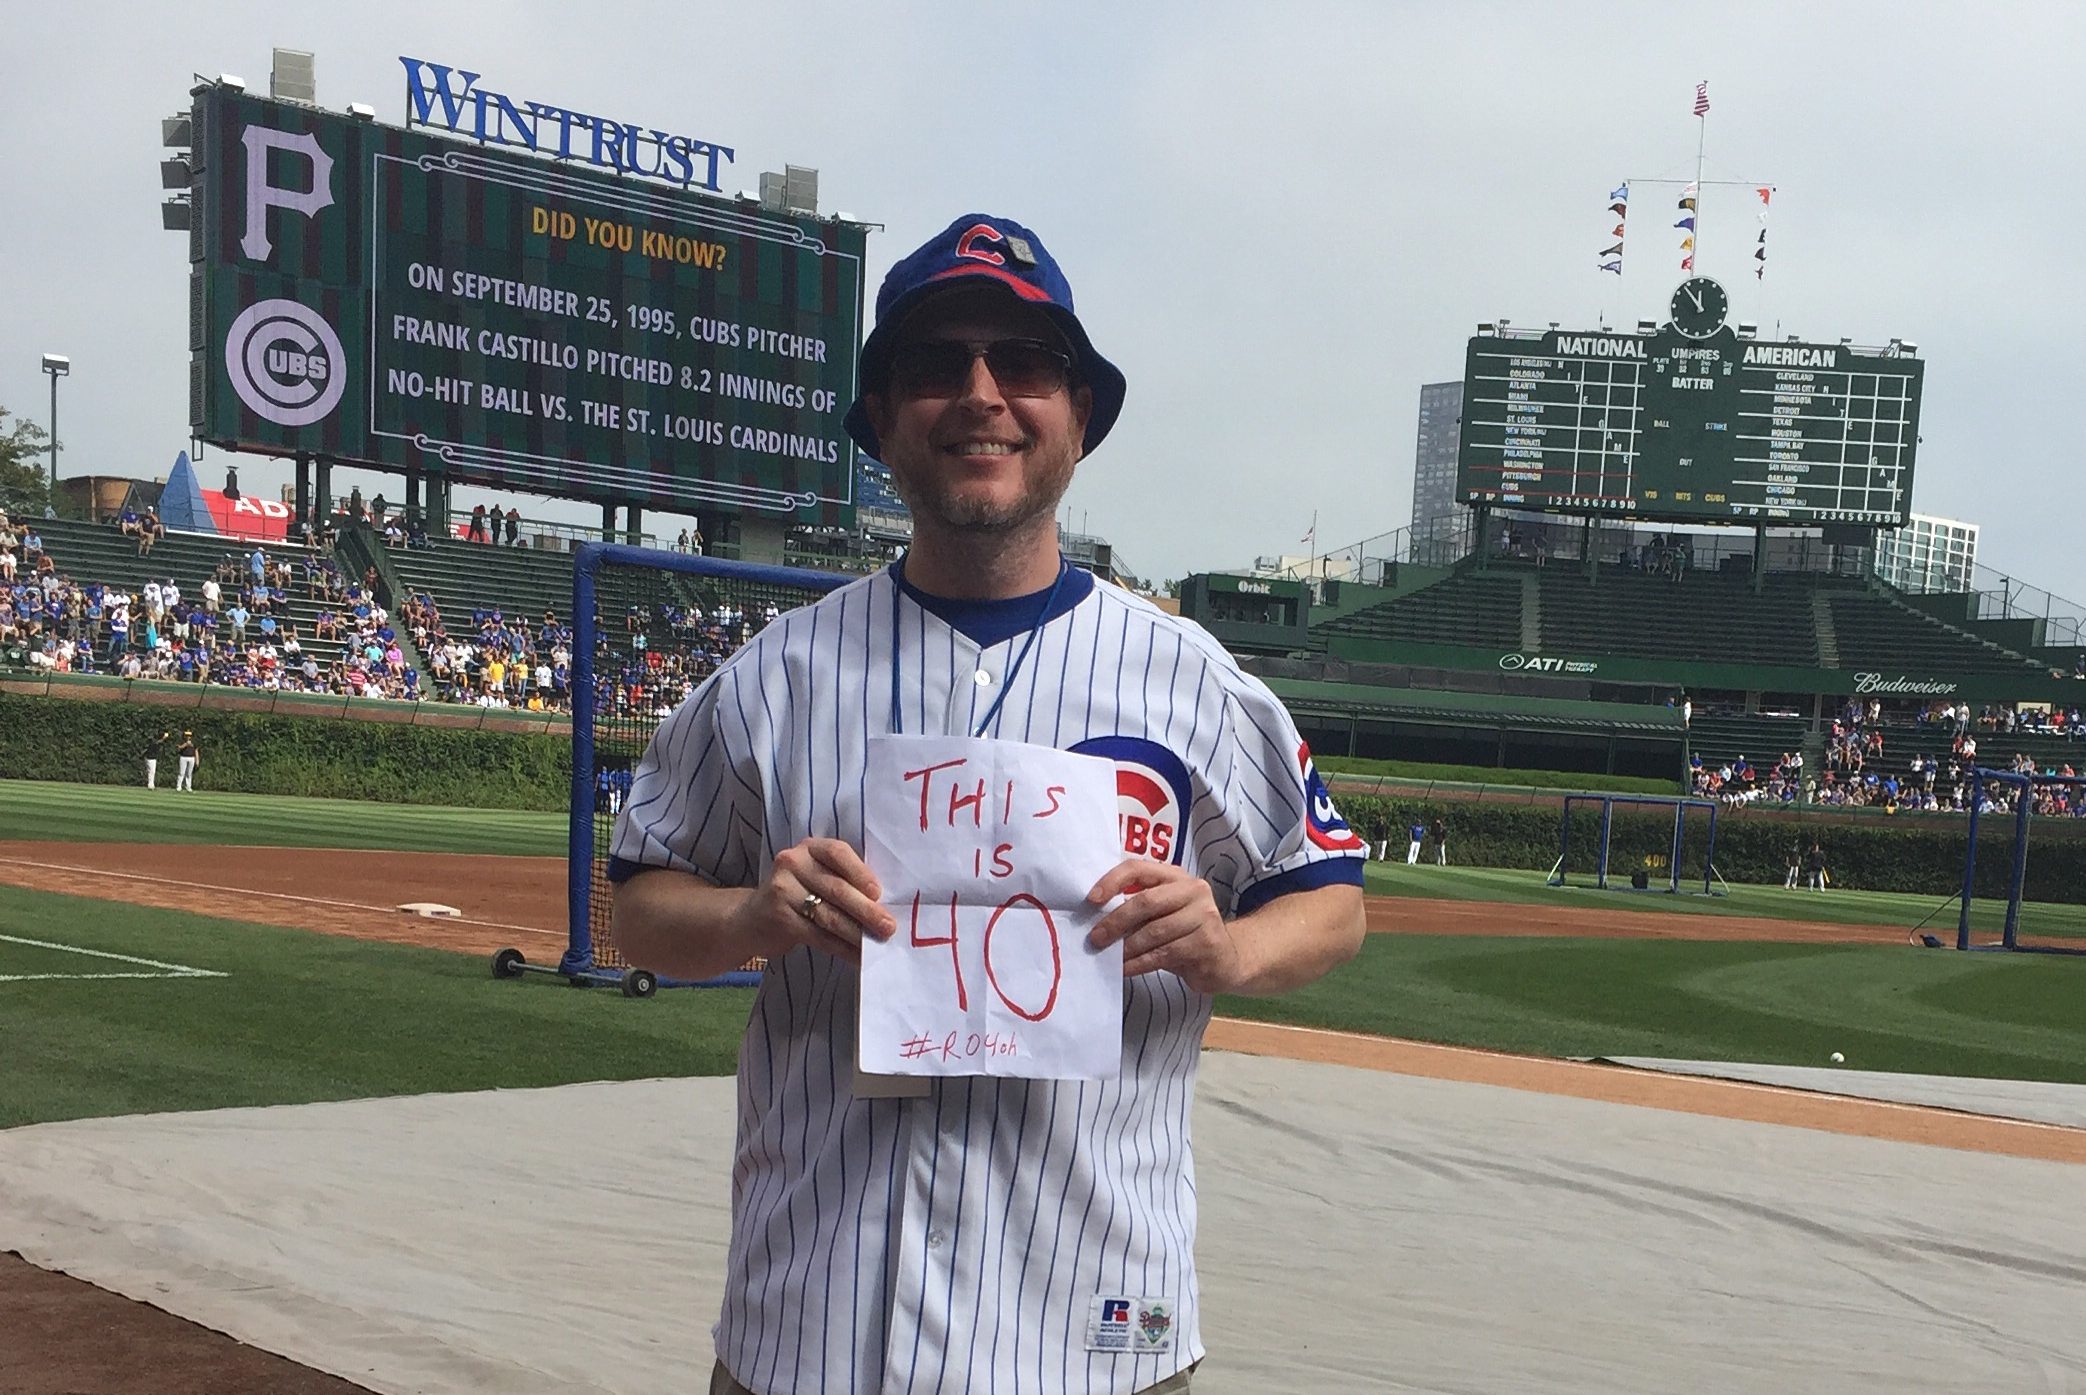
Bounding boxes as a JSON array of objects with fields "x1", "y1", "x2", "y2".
[{"x1": 201, "y1": 491, "x2": 293, "y2": 542}]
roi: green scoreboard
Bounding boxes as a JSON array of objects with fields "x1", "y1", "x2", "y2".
[
  {"x1": 1456, "y1": 278, "x2": 1924, "y2": 527},
  {"x1": 188, "y1": 83, "x2": 867, "y2": 523}
]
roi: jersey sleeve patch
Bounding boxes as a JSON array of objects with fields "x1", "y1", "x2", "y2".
[
  {"x1": 1069, "y1": 735, "x2": 1194, "y2": 866},
  {"x1": 1298, "y1": 742, "x2": 1366, "y2": 851}
]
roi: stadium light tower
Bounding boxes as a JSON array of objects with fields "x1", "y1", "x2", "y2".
[{"x1": 40, "y1": 353, "x2": 68, "y2": 496}]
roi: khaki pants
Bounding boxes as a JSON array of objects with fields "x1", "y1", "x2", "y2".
[{"x1": 711, "y1": 1360, "x2": 1195, "y2": 1394}]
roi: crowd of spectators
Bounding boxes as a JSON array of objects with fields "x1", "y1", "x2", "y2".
[
  {"x1": 1685, "y1": 692, "x2": 2086, "y2": 817},
  {"x1": 590, "y1": 597, "x2": 778, "y2": 720},
  {"x1": 1, "y1": 507, "x2": 798, "y2": 716},
  {"x1": 1, "y1": 511, "x2": 418, "y2": 698}
]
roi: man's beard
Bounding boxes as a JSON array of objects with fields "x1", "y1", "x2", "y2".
[{"x1": 889, "y1": 446, "x2": 1077, "y2": 536}]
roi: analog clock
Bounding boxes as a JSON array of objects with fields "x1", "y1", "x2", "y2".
[{"x1": 1668, "y1": 277, "x2": 1729, "y2": 339}]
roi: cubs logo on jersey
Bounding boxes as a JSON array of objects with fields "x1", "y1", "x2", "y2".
[
  {"x1": 1298, "y1": 742, "x2": 1366, "y2": 851},
  {"x1": 1070, "y1": 736, "x2": 1192, "y2": 866}
]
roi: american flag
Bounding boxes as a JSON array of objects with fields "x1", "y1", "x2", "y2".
[{"x1": 1693, "y1": 82, "x2": 1710, "y2": 117}]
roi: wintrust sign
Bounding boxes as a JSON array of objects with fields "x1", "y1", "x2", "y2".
[{"x1": 400, "y1": 57, "x2": 734, "y2": 191}]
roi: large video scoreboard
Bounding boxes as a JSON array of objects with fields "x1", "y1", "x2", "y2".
[
  {"x1": 1456, "y1": 280, "x2": 1923, "y2": 527},
  {"x1": 188, "y1": 84, "x2": 866, "y2": 523}
]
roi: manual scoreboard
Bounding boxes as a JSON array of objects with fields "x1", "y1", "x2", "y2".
[{"x1": 1456, "y1": 278, "x2": 1923, "y2": 527}]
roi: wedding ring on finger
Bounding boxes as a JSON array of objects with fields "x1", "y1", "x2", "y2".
[{"x1": 796, "y1": 892, "x2": 824, "y2": 921}]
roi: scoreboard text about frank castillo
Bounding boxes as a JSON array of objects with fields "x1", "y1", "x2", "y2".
[
  {"x1": 190, "y1": 86, "x2": 866, "y2": 522},
  {"x1": 1456, "y1": 329, "x2": 1924, "y2": 526}
]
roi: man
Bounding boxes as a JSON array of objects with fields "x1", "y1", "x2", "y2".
[
  {"x1": 175, "y1": 731, "x2": 199, "y2": 792},
  {"x1": 144, "y1": 729, "x2": 169, "y2": 789},
  {"x1": 1430, "y1": 815, "x2": 1450, "y2": 866},
  {"x1": 610, "y1": 214, "x2": 1366, "y2": 1395},
  {"x1": 1406, "y1": 818, "x2": 1427, "y2": 864}
]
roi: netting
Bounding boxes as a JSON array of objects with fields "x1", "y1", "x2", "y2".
[
  {"x1": 568, "y1": 544, "x2": 851, "y2": 987},
  {"x1": 1548, "y1": 795, "x2": 1722, "y2": 895}
]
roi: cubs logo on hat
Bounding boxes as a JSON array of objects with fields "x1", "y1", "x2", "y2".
[{"x1": 845, "y1": 214, "x2": 1126, "y2": 460}]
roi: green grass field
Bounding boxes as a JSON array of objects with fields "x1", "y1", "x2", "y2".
[
  {"x1": 0, "y1": 778, "x2": 565, "y2": 855},
  {"x1": 1220, "y1": 933, "x2": 2086, "y2": 1084},
  {"x1": 2, "y1": 778, "x2": 2082, "y2": 1127},
  {"x1": 1362, "y1": 863, "x2": 2086, "y2": 939},
  {"x1": 0, "y1": 884, "x2": 748, "y2": 1129}
]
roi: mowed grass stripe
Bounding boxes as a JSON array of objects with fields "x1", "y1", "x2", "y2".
[
  {"x1": 1217, "y1": 934, "x2": 2086, "y2": 1084},
  {"x1": 1364, "y1": 863, "x2": 2086, "y2": 938},
  {"x1": 0, "y1": 884, "x2": 747, "y2": 1128},
  {"x1": 0, "y1": 779, "x2": 566, "y2": 857}
]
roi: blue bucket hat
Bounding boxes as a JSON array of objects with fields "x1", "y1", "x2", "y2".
[{"x1": 844, "y1": 214, "x2": 1126, "y2": 460}]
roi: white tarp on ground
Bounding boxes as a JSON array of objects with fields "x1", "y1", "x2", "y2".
[
  {"x1": 2, "y1": 1052, "x2": 2083, "y2": 1395},
  {"x1": 1601, "y1": 1056, "x2": 2086, "y2": 1131}
]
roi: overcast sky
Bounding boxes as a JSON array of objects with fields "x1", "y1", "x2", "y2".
[{"x1": 3, "y1": 2, "x2": 2075, "y2": 591}]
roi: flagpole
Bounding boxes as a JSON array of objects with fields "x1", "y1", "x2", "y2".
[{"x1": 1693, "y1": 82, "x2": 1708, "y2": 264}]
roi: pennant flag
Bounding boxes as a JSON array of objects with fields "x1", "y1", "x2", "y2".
[
  {"x1": 1757, "y1": 229, "x2": 1767, "y2": 243},
  {"x1": 1675, "y1": 217, "x2": 1696, "y2": 230},
  {"x1": 1602, "y1": 242, "x2": 1624, "y2": 256},
  {"x1": 1693, "y1": 81, "x2": 1710, "y2": 117},
  {"x1": 1609, "y1": 183, "x2": 1629, "y2": 201},
  {"x1": 1600, "y1": 259, "x2": 1623, "y2": 274},
  {"x1": 1678, "y1": 197, "x2": 1697, "y2": 212},
  {"x1": 1612, "y1": 223, "x2": 1626, "y2": 237},
  {"x1": 1756, "y1": 186, "x2": 1772, "y2": 206},
  {"x1": 1680, "y1": 236, "x2": 1695, "y2": 251},
  {"x1": 1683, "y1": 181, "x2": 1699, "y2": 195},
  {"x1": 1609, "y1": 202, "x2": 1629, "y2": 217},
  {"x1": 1755, "y1": 247, "x2": 1767, "y2": 260},
  {"x1": 1681, "y1": 255, "x2": 1694, "y2": 271}
]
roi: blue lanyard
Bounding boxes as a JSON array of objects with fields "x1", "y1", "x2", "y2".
[{"x1": 889, "y1": 559, "x2": 1070, "y2": 738}]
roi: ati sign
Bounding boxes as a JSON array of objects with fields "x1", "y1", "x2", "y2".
[{"x1": 1499, "y1": 652, "x2": 1599, "y2": 675}]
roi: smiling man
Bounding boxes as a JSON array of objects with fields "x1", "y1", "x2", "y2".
[{"x1": 611, "y1": 214, "x2": 1368, "y2": 1395}]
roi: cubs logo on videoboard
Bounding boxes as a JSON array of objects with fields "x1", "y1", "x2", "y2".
[
  {"x1": 1070, "y1": 737, "x2": 1193, "y2": 865},
  {"x1": 1297, "y1": 742, "x2": 1365, "y2": 851}
]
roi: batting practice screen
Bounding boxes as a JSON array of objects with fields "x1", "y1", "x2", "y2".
[
  {"x1": 1456, "y1": 327, "x2": 1924, "y2": 526},
  {"x1": 569, "y1": 544, "x2": 850, "y2": 986},
  {"x1": 187, "y1": 84, "x2": 867, "y2": 524}
]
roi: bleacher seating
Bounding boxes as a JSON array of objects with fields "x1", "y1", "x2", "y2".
[
  {"x1": 1687, "y1": 712, "x2": 1808, "y2": 773},
  {"x1": 1311, "y1": 569, "x2": 1525, "y2": 649},
  {"x1": 1536, "y1": 568, "x2": 1826, "y2": 667},
  {"x1": 1827, "y1": 591, "x2": 2049, "y2": 676},
  {"x1": 22, "y1": 516, "x2": 346, "y2": 645}
]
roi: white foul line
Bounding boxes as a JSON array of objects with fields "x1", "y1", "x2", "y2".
[{"x1": 0, "y1": 931, "x2": 226, "y2": 980}]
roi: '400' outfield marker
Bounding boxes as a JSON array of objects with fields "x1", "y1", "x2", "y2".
[{"x1": 0, "y1": 933, "x2": 227, "y2": 983}]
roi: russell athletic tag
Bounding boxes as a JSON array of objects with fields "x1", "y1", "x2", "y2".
[{"x1": 1087, "y1": 1295, "x2": 1175, "y2": 1355}]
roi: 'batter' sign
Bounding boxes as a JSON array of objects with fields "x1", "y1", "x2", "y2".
[{"x1": 859, "y1": 736, "x2": 1124, "y2": 1080}]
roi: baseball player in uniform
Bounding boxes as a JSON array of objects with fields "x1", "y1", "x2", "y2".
[{"x1": 611, "y1": 214, "x2": 1367, "y2": 1395}]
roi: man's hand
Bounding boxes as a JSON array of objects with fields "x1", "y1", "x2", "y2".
[
  {"x1": 735, "y1": 837, "x2": 897, "y2": 967},
  {"x1": 1085, "y1": 858, "x2": 1244, "y2": 996}
]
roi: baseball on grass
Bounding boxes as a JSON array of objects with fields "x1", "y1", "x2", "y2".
[{"x1": 1830, "y1": 1051, "x2": 1845, "y2": 1064}]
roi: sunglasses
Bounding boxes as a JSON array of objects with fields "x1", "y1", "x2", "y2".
[{"x1": 886, "y1": 338, "x2": 1074, "y2": 399}]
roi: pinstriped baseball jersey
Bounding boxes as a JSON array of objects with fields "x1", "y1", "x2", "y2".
[{"x1": 610, "y1": 562, "x2": 1365, "y2": 1395}]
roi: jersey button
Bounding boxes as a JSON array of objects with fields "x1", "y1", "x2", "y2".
[
  {"x1": 927, "y1": 1230, "x2": 947, "y2": 1249},
  {"x1": 972, "y1": 670, "x2": 994, "y2": 686}
]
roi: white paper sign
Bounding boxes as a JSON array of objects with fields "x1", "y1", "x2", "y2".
[{"x1": 859, "y1": 735, "x2": 1125, "y2": 1080}]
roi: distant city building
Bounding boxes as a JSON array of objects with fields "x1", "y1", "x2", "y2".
[
  {"x1": 1873, "y1": 513, "x2": 1979, "y2": 593},
  {"x1": 1409, "y1": 381, "x2": 1464, "y2": 564}
]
